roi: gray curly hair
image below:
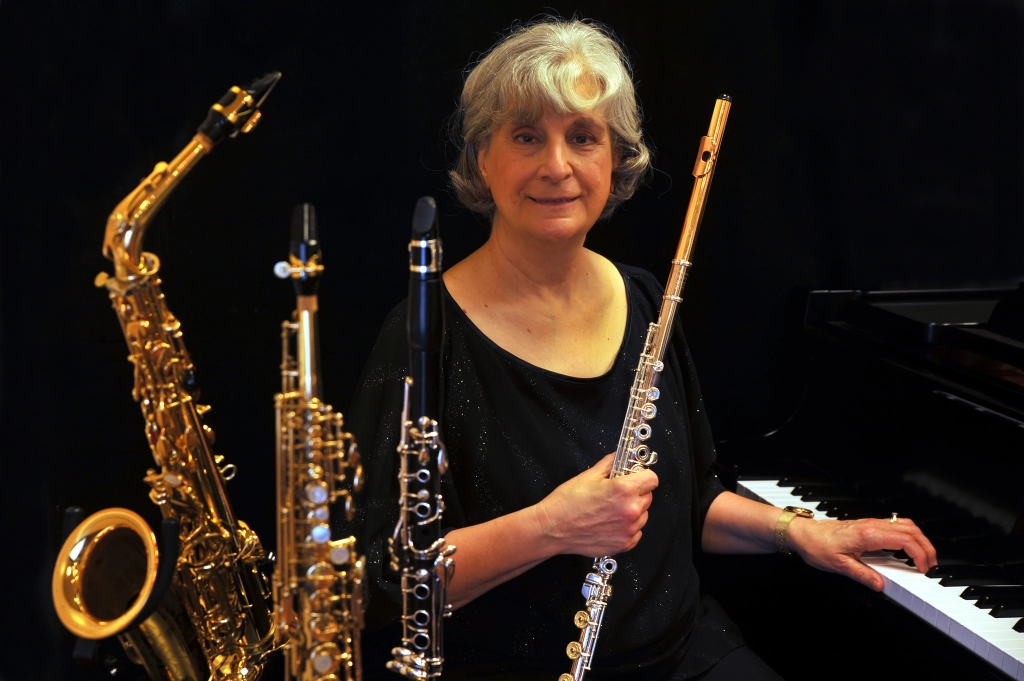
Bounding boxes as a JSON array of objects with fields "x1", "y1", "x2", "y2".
[{"x1": 450, "y1": 19, "x2": 652, "y2": 220}]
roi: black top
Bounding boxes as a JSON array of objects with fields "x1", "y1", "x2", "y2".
[{"x1": 346, "y1": 263, "x2": 744, "y2": 679}]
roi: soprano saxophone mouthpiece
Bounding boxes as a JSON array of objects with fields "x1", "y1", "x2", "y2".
[
  {"x1": 286, "y1": 203, "x2": 322, "y2": 295},
  {"x1": 197, "y1": 71, "x2": 282, "y2": 144}
]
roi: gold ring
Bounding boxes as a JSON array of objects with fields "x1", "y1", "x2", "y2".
[{"x1": 890, "y1": 513, "x2": 898, "y2": 523}]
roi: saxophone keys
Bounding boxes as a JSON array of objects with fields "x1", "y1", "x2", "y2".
[
  {"x1": 574, "y1": 610, "x2": 590, "y2": 628},
  {"x1": 566, "y1": 641, "x2": 583, "y2": 660},
  {"x1": 309, "y1": 641, "x2": 342, "y2": 675},
  {"x1": 559, "y1": 675, "x2": 575, "y2": 681}
]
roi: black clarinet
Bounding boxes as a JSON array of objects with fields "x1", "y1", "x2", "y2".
[{"x1": 387, "y1": 196, "x2": 456, "y2": 679}]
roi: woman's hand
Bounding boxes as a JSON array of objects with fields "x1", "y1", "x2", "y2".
[
  {"x1": 702, "y1": 492, "x2": 938, "y2": 592},
  {"x1": 787, "y1": 516, "x2": 938, "y2": 591},
  {"x1": 534, "y1": 453, "x2": 659, "y2": 557},
  {"x1": 443, "y1": 453, "x2": 658, "y2": 610}
]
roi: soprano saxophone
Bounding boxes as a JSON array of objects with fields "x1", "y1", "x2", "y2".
[
  {"x1": 273, "y1": 203, "x2": 366, "y2": 681},
  {"x1": 387, "y1": 197, "x2": 456, "y2": 680},
  {"x1": 560, "y1": 95, "x2": 732, "y2": 681},
  {"x1": 52, "y1": 73, "x2": 281, "y2": 680}
]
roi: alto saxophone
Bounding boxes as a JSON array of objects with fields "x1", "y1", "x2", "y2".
[
  {"x1": 52, "y1": 73, "x2": 281, "y2": 680},
  {"x1": 273, "y1": 203, "x2": 366, "y2": 681},
  {"x1": 560, "y1": 95, "x2": 732, "y2": 681},
  {"x1": 387, "y1": 197, "x2": 456, "y2": 680}
]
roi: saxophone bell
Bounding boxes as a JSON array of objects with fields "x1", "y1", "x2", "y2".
[{"x1": 53, "y1": 508, "x2": 209, "y2": 680}]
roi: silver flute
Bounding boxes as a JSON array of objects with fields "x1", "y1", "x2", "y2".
[
  {"x1": 560, "y1": 95, "x2": 732, "y2": 681},
  {"x1": 387, "y1": 197, "x2": 456, "y2": 679}
]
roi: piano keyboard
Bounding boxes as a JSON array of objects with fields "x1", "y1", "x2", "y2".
[{"x1": 737, "y1": 478, "x2": 1024, "y2": 681}]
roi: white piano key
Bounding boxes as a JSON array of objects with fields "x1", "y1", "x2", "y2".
[{"x1": 737, "y1": 478, "x2": 1024, "y2": 681}]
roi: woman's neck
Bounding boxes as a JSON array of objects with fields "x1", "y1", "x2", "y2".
[{"x1": 443, "y1": 222, "x2": 628, "y2": 379}]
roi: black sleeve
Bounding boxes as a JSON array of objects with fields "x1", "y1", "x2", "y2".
[
  {"x1": 341, "y1": 303, "x2": 409, "y2": 631},
  {"x1": 669, "y1": 328, "x2": 726, "y2": 541}
]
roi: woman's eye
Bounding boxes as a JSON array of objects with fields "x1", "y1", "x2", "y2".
[
  {"x1": 514, "y1": 133, "x2": 536, "y2": 143},
  {"x1": 572, "y1": 134, "x2": 594, "y2": 144}
]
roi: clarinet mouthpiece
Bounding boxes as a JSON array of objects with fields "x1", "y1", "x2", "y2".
[{"x1": 412, "y1": 196, "x2": 438, "y2": 239}]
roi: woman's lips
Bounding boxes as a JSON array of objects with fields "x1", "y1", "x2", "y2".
[{"x1": 529, "y1": 196, "x2": 579, "y2": 205}]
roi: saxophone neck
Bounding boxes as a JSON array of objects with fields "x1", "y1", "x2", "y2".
[
  {"x1": 102, "y1": 135, "x2": 213, "y2": 283},
  {"x1": 102, "y1": 72, "x2": 282, "y2": 285}
]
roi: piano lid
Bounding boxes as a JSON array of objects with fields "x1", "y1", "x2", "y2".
[{"x1": 805, "y1": 286, "x2": 1024, "y2": 427}]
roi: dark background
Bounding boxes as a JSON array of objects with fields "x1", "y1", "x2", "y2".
[{"x1": 2, "y1": 0, "x2": 1023, "y2": 679}]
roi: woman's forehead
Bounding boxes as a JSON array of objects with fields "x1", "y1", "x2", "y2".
[{"x1": 504, "y1": 106, "x2": 609, "y2": 130}]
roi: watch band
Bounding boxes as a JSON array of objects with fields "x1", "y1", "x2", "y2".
[{"x1": 775, "y1": 506, "x2": 814, "y2": 555}]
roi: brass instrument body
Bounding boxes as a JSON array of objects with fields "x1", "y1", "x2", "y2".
[
  {"x1": 561, "y1": 96, "x2": 732, "y2": 681},
  {"x1": 387, "y1": 197, "x2": 456, "y2": 680},
  {"x1": 53, "y1": 73, "x2": 281, "y2": 681},
  {"x1": 273, "y1": 204, "x2": 366, "y2": 681}
]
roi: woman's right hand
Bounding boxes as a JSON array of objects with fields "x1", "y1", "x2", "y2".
[{"x1": 533, "y1": 453, "x2": 659, "y2": 557}]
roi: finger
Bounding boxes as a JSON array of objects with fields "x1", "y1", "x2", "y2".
[
  {"x1": 889, "y1": 518, "x2": 938, "y2": 569},
  {"x1": 631, "y1": 510, "x2": 649, "y2": 534},
  {"x1": 632, "y1": 469, "x2": 660, "y2": 494},
  {"x1": 862, "y1": 528, "x2": 930, "y2": 570},
  {"x1": 838, "y1": 556, "x2": 885, "y2": 591}
]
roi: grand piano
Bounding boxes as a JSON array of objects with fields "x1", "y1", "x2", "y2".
[{"x1": 701, "y1": 285, "x2": 1024, "y2": 680}]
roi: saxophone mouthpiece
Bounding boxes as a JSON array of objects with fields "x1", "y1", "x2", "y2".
[
  {"x1": 247, "y1": 71, "x2": 282, "y2": 108},
  {"x1": 287, "y1": 203, "x2": 323, "y2": 295},
  {"x1": 197, "y1": 71, "x2": 282, "y2": 144}
]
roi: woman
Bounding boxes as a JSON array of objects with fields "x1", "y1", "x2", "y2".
[{"x1": 349, "y1": 19, "x2": 937, "y2": 680}]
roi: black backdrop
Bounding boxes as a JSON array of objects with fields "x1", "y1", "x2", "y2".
[{"x1": 2, "y1": 1, "x2": 1023, "y2": 679}]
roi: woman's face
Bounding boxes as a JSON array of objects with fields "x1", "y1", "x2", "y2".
[{"x1": 477, "y1": 108, "x2": 616, "y2": 247}]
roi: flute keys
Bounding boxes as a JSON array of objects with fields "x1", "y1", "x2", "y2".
[{"x1": 574, "y1": 610, "x2": 590, "y2": 628}]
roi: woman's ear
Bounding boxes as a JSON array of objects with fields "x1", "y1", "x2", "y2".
[{"x1": 476, "y1": 142, "x2": 489, "y2": 185}]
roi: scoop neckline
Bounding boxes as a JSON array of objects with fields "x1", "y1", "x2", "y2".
[{"x1": 442, "y1": 264, "x2": 635, "y2": 385}]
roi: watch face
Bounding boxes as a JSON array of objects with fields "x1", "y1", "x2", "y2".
[{"x1": 784, "y1": 506, "x2": 815, "y2": 518}]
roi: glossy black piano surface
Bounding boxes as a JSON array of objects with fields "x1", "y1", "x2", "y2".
[{"x1": 701, "y1": 286, "x2": 1024, "y2": 681}]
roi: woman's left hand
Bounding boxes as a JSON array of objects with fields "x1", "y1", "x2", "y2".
[{"x1": 787, "y1": 516, "x2": 938, "y2": 591}]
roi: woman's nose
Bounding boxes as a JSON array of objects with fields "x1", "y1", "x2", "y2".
[{"x1": 538, "y1": 140, "x2": 572, "y2": 181}]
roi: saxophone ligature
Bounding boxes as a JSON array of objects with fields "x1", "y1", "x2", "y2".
[
  {"x1": 52, "y1": 73, "x2": 282, "y2": 680},
  {"x1": 273, "y1": 203, "x2": 366, "y2": 681},
  {"x1": 387, "y1": 197, "x2": 456, "y2": 680},
  {"x1": 560, "y1": 95, "x2": 732, "y2": 681}
]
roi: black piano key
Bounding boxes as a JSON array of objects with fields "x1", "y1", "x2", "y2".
[
  {"x1": 927, "y1": 564, "x2": 990, "y2": 578},
  {"x1": 960, "y1": 585, "x2": 1024, "y2": 600},
  {"x1": 989, "y1": 604, "x2": 1024, "y2": 618},
  {"x1": 800, "y1": 491, "x2": 861, "y2": 502},
  {"x1": 940, "y1": 575, "x2": 1019, "y2": 586},
  {"x1": 778, "y1": 477, "x2": 831, "y2": 487},
  {"x1": 975, "y1": 596, "x2": 1024, "y2": 609},
  {"x1": 1014, "y1": 618, "x2": 1024, "y2": 633}
]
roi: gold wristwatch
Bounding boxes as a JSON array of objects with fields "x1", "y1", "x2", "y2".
[{"x1": 775, "y1": 506, "x2": 814, "y2": 554}]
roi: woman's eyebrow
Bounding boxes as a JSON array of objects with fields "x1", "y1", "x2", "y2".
[{"x1": 570, "y1": 115, "x2": 604, "y2": 131}]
